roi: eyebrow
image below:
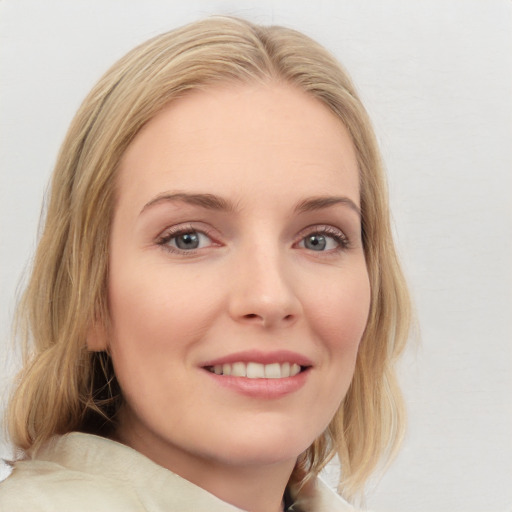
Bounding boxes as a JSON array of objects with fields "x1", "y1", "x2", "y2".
[
  {"x1": 294, "y1": 196, "x2": 361, "y2": 217},
  {"x1": 140, "y1": 192, "x2": 360, "y2": 217},
  {"x1": 140, "y1": 192, "x2": 235, "y2": 215}
]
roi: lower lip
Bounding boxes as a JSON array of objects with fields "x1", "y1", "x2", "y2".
[{"x1": 203, "y1": 369, "x2": 309, "y2": 399}]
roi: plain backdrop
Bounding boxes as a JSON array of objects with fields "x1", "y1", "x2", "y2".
[{"x1": 1, "y1": 1, "x2": 511, "y2": 511}]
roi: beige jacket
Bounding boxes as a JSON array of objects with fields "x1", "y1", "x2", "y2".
[{"x1": 0, "y1": 433, "x2": 355, "y2": 511}]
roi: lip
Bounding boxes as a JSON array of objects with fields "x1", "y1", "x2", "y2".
[
  {"x1": 200, "y1": 349, "x2": 313, "y2": 367},
  {"x1": 200, "y1": 350, "x2": 313, "y2": 399},
  {"x1": 204, "y1": 370, "x2": 310, "y2": 399}
]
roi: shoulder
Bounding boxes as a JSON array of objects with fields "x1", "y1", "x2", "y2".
[
  {"x1": 292, "y1": 476, "x2": 359, "y2": 512},
  {"x1": 0, "y1": 433, "x2": 244, "y2": 512},
  {"x1": 0, "y1": 435, "x2": 146, "y2": 512},
  {"x1": 0, "y1": 459, "x2": 144, "y2": 512}
]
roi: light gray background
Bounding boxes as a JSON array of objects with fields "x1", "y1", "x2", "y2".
[{"x1": 1, "y1": 1, "x2": 511, "y2": 511}]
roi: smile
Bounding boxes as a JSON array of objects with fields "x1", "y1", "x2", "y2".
[{"x1": 205, "y1": 362, "x2": 304, "y2": 379}]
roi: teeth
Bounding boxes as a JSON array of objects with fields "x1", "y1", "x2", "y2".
[
  {"x1": 247, "y1": 362, "x2": 265, "y2": 378},
  {"x1": 264, "y1": 363, "x2": 281, "y2": 379},
  {"x1": 290, "y1": 363, "x2": 301, "y2": 377},
  {"x1": 231, "y1": 362, "x2": 246, "y2": 377},
  {"x1": 207, "y1": 362, "x2": 305, "y2": 379}
]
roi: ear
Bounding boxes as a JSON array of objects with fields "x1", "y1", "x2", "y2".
[{"x1": 86, "y1": 320, "x2": 109, "y2": 352}]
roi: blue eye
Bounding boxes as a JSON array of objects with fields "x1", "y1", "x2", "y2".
[
  {"x1": 297, "y1": 228, "x2": 348, "y2": 252},
  {"x1": 159, "y1": 229, "x2": 213, "y2": 252},
  {"x1": 303, "y1": 234, "x2": 329, "y2": 251},
  {"x1": 174, "y1": 232, "x2": 200, "y2": 250}
]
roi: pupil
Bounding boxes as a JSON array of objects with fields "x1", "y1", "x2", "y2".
[
  {"x1": 176, "y1": 232, "x2": 199, "y2": 250},
  {"x1": 306, "y1": 234, "x2": 326, "y2": 251}
]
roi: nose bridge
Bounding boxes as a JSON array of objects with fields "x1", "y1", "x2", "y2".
[{"x1": 229, "y1": 233, "x2": 300, "y2": 327}]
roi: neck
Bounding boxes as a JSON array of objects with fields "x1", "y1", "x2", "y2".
[
  {"x1": 178, "y1": 458, "x2": 293, "y2": 512},
  {"x1": 114, "y1": 420, "x2": 296, "y2": 512}
]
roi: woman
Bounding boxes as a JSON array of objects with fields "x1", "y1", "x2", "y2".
[{"x1": 0, "y1": 16, "x2": 410, "y2": 512}]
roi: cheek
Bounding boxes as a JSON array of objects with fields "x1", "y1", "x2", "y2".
[
  {"x1": 297, "y1": 266, "x2": 371, "y2": 435},
  {"x1": 106, "y1": 264, "x2": 221, "y2": 376},
  {"x1": 307, "y1": 267, "x2": 371, "y2": 367}
]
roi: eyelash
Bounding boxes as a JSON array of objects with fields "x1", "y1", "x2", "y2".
[
  {"x1": 156, "y1": 224, "x2": 216, "y2": 254},
  {"x1": 156, "y1": 224, "x2": 350, "y2": 255},
  {"x1": 297, "y1": 225, "x2": 350, "y2": 252}
]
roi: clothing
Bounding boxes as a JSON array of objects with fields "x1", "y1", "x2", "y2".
[{"x1": 0, "y1": 432, "x2": 355, "y2": 511}]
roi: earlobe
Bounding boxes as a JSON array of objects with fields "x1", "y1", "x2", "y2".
[{"x1": 86, "y1": 321, "x2": 109, "y2": 352}]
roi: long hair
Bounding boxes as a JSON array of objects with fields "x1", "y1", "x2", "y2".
[{"x1": 7, "y1": 16, "x2": 411, "y2": 500}]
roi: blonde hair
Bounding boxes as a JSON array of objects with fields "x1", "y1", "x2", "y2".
[{"x1": 7, "y1": 16, "x2": 411, "y2": 500}]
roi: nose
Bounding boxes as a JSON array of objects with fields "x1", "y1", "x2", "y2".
[{"x1": 227, "y1": 243, "x2": 302, "y2": 329}]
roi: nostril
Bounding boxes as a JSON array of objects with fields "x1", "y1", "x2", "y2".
[{"x1": 242, "y1": 313, "x2": 295, "y2": 324}]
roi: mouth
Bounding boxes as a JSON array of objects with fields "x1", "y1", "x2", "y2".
[
  {"x1": 204, "y1": 361, "x2": 309, "y2": 379},
  {"x1": 201, "y1": 351, "x2": 312, "y2": 398}
]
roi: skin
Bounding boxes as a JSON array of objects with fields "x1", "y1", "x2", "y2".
[{"x1": 90, "y1": 82, "x2": 371, "y2": 512}]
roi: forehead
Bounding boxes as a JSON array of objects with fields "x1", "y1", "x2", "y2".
[{"x1": 116, "y1": 82, "x2": 360, "y2": 212}]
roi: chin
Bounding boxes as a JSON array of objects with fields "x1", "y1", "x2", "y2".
[{"x1": 206, "y1": 425, "x2": 318, "y2": 467}]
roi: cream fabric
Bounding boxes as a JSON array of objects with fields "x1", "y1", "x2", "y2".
[{"x1": 0, "y1": 432, "x2": 355, "y2": 511}]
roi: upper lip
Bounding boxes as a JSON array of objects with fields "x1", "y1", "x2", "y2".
[{"x1": 200, "y1": 349, "x2": 314, "y2": 368}]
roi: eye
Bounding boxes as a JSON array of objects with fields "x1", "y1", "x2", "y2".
[
  {"x1": 157, "y1": 227, "x2": 214, "y2": 253},
  {"x1": 171, "y1": 231, "x2": 210, "y2": 250},
  {"x1": 296, "y1": 226, "x2": 349, "y2": 252}
]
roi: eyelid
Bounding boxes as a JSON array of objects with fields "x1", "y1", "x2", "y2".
[
  {"x1": 156, "y1": 223, "x2": 219, "y2": 254},
  {"x1": 294, "y1": 224, "x2": 350, "y2": 251},
  {"x1": 155, "y1": 222, "x2": 350, "y2": 256}
]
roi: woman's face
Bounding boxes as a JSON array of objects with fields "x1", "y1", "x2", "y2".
[{"x1": 102, "y1": 82, "x2": 370, "y2": 474}]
